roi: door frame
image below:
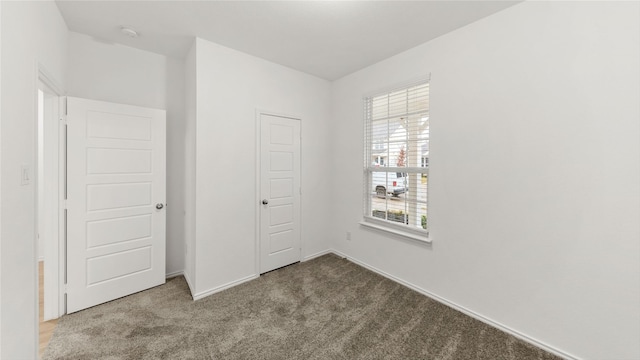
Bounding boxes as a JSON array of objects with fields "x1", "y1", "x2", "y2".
[
  {"x1": 254, "y1": 110, "x2": 303, "y2": 275},
  {"x1": 35, "y1": 63, "x2": 66, "y2": 323}
]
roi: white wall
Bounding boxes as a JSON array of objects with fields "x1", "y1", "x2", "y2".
[
  {"x1": 0, "y1": 1, "x2": 68, "y2": 358},
  {"x1": 0, "y1": 2, "x2": 3, "y2": 355},
  {"x1": 183, "y1": 41, "x2": 197, "y2": 292},
  {"x1": 66, "y1": 32, "x2": 186, "y2": 276},
  {"x1": 330, "y1": 2, "x2": 640, "y2": 359},
  {"x1": 191, "y1": 38, "x2": 332, "y2": 296}
]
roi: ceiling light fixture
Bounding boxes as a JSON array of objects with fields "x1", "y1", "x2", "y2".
[{"x1": 120, "y1": 26, "x2": 139, "y2": 38}]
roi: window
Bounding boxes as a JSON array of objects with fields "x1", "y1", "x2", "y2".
[
  {"x1": 363, "y1": 80, "x2": 429, "y2": 239},
  {"x1": 372, "y1": 155, "x2": 386, "y2": 166}
]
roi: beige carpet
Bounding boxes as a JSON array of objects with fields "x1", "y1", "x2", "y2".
[{"x1": 44, "y1": 254, "x2": 560, "y2": 360}]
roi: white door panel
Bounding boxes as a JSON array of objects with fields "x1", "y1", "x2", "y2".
[
  {"x1": 86, "y1": 214, "x2": 152, "y2": 248},
  {"x1": 86, "y1": 148, "x2": 152, "y2": 174},
  {"x1": 66, "y1": 97, "x2": 166, "y2": 313},
  {"x1": 260, "y1": 114, "x2": 301, "y2": 273}
]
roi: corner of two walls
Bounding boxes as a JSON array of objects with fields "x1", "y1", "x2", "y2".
[{"x1": 183, "y1": 39, "x2": 197, "y2": 294}]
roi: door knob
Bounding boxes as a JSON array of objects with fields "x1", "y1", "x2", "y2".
[
  {"x1": 156, "y1": 203, "x2": 164, "y2": 210},
  {"x1": 262, "y1": 199, "x2": 269, "y2": 205}
]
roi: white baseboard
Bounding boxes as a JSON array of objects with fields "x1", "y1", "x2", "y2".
[
  {"x1": 302, "y1": 249, "x2": 333, "y2": 262},
  {"x1": 165, "y1": 270, "x2": 184, "y2": 279},
  {"x1": 174, "y1": 248, "x2": 576, "y2": 359},
  {"x1": 191, "y1": 274, "x2": 259, "y2": 301},
  {"x1": 330, "y1": 249, "x2": 579, "y2": 360}
]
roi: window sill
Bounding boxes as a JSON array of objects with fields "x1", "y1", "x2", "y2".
[{"x1": 359, "y1": 218, "x2": 431, "y2": 244}]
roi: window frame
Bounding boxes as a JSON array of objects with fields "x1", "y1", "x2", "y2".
[{"x1": 361, "y1": 78, "x2": 431, "y2": 244}]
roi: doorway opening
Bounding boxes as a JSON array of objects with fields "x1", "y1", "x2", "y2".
[{"x1": 36, "y1": 67, "x2": 65, "y2": 358}]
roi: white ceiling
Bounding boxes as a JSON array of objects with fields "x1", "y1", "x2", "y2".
[{"x1": 55, "y1": 1, "x2": 520, "y2": 81}]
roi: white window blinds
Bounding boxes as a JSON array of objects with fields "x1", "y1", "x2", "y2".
[{"x1": 364, "y1": 80, "x2": 429, "y2": 235}]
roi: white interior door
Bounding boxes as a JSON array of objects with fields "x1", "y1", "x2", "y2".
[
  {"x1": 66, "y1": 97, "x2": 166, "y2": 313},
  {"x1": 259, "y1": 114, "x2": 301, "y2": 274}
]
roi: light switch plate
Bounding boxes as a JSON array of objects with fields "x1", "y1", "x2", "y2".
[{"x1": 21, "y1": 163, "x2": 31, "y2": 185}]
